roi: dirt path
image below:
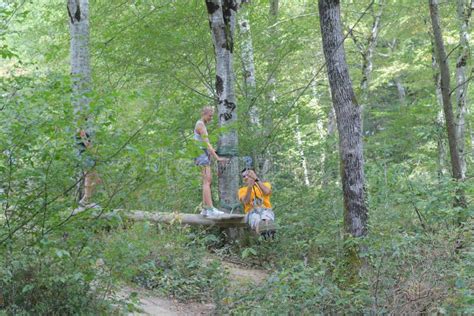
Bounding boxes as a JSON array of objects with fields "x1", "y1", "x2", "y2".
[
  {"x1": 121, "y1": 260, "x2": 269, "y2": 315},
  {"x1": 118, "y1": 287, "x2": 214, "y2": 316},
  {"x1": 221, "y1": 260, "x2": 268, "y2": 286}
]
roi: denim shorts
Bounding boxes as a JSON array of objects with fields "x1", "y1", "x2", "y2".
[
  {"x1": 83, "y1": 155, "x2": 95, "y2": 169},
  {"x1": 77, "y1": 150, "x2": 96, "y2": 170},
  {"x1": 195, "y1": 149, "x2": 211, "y2": 166}
]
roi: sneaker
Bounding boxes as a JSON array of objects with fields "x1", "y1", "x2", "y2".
[
  {"x1": 205, "y1": 207, "x2": 225, "y2": 219},
  {"x1": 257, "y1": 219, "x2": 276, "y2": 235},
  {"x1": 80, "y1": 202, "x2": 101, "y2": 209},
  {"x1": 200, "y1": 209, "x2": 208, "y2": 217},
  {"x1": 261, "y1": 229, "x2": 276, "y2": 240}
]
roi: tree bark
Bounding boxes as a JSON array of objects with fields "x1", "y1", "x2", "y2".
[
  {"x1": 431, "y1": 37, "x2": 448, "y2": 178},
  {"x1": 455, "y1": 0, "x2": 471, "y2": 179},
  {"x1": 388, "y1": 39, "x2": 406, "y2": 104},
  {"x1": 429, "y1": 0, "x2": 466, "y2": 208},
  {"x1": 295, "y1": 114, "x2": 310, "y2": 186},
  {"x1": 429, "y1": 1, "x2": 465, "y2": 183},
  {"x1": 319, "y1": 0, "x2": 368, "y2": 238},
  {"x1": 258, "y1": 0, "x2": 279, "y2": 178},
  {"x1": 206, "y1": 0, "x2": 240, "y2": 211},
  {"x1": 266, "y1": 0, "x2": 279, "y2": 110},
  {"x1": 360, "y1": 0, "x2": 384, "y2": 98},
  {"x1": 238, "y1": 0, "x2": 259, "y2": 125},
  {"x1": 327, "y1": 89, "x2": 337, "y2": 136},
  {"x1": 68, "y1": 0, "x2": 92, "y2": 202},
  {"x1": 68, "y1": 0, "x2": 91, "y2": 127}
]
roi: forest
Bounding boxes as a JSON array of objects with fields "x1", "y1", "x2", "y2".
[{"x1": 1, "y1": 0, "x2": 473, "y2": 314}]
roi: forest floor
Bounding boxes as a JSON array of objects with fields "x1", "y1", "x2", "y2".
[{"x1": 121, "y1": 259, "x2": 269, "y2": 315}]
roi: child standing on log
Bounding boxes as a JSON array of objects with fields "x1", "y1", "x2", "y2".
[{"x1": 194, "y1": 106, "x2": 227, "y2": 218}]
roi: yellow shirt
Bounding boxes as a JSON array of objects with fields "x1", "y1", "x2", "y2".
[{"x1": 238, "y1": 182, "x2": 272, "y2": 213}]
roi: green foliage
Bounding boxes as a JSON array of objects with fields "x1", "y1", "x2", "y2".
[
  {"x1": 101, "y1": 223, "x2": 228, "y2": 302},
  {"x1": 0, "y1": 244, "x2": 110, "y2": 315},
  {"x1": 1, "y1": 0, "x2": 474, "y2": 314},
  {"x1": 224, "y1": 264, "x2": 364, "y2": 315}
]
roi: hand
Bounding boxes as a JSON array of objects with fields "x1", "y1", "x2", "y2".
[
  {"x1": 217, "y1": 156, "x2": 229, "y2": 163},
  {"x1": 247, "y1": 170, "x2": 258, "y2": 181},
  {"x1": 247, "y1": 177, "x2": 255, "y2": 187}
]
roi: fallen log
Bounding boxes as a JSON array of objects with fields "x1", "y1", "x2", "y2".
[{"x1": 71, "y1": 207, "x2": 247, "y2": 228}]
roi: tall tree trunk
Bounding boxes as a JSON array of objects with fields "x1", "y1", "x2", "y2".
[
  {"x1": 394, "y1": 77, "x2": 406, "y2": 103},
  {"x1": 238, "y1": 0, "x2": 259, "y2": 125},
  {"x1": 429, "y1": 0, "x2": 466, "y2": 207},
  {"x1": 327, "y1": 88, "x2": 337, "y2": 136},
  {"x1": 266, "y1": 0, "x2": 279, "y2": 110},
  {"x1": 68, "y1": 0, "x2": 91, "y2": 127},
  {"x1": 322, "y1": 86, "x2": 337, "y2": 186},
  {"x1": 360, "y1": 0, "x2": 384, "y2": 99},
  {"x1": 259, "y1": 0, "x2": 279, "y2": 177},
  {"x1": 295, "y1": 114, "x2": 310, "y2": 186},
  {"x1": 319, "y1": 0, "x2": 368, "y2": 238},
  {"x1": 206, "y1": 0, "x2": 240, "y2": 211},
  {"x1": 455, "y1": 0, "x2": 471, "y2": 179},
  {"x1": 431, "y1": 38, "x2": 449, "y2": 178},
  {"x1": 68, "y1": 0, "x2": 91, "y2": 201},
  {"x1": 388, "y1": 39, "x2": 406, "y2": 104}
]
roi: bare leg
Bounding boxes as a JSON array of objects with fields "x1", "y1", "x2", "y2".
[
  {"x1": 202, "y1": 166, "x2": 213, "y2": 208},
  {"x1": 80, "y1": 169, "x2": 100, "y2": 205}
]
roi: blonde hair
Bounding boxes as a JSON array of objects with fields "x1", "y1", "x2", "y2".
[{"x1": 201, "y1": 106, "x2": 214, "y2": 116}]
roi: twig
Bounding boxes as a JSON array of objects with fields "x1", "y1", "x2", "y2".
[
  {"x1": 445, "y1": 43, "x2": 461, "y2": 61},
  {"x1": 449, "y1": 72, "x2": 474, "y2": 96}
]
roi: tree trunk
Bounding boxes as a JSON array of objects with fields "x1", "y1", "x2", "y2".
[
  {"x1": 266, "y1": 0, "x2": 279, "y2": 110},
  {"x1": 388, "y1": 39, "x2": 406, "y2": 104},
  {"x1": 68, "y1": 0, "x2": 92, "y2": 201},
  {"x1": 206, "y1": 0, "x2": 240, "y2": 211},
  {"x1": 238, "y1": 0, "x2": 259, "y2": 125},
  {"x1": 295, "y1": 114, "x2": 310, "y2": 186},
  {"x1": 68, "y1": 0, "x2": 91, "y2": 127},
  {"x1": 322, "y1": 86, "x2": 337, "y2": 186},
  {"x1": 258, "y1": 0, "x2": 279, "y2": 178},
  {"x1": 360, "y1": 0, "x2": 384, "y2": 98},
  {"x1": 319, "y1": 0, "x2": 368, "y2": 238},
  {"x1": 327, "y1": 92, "x2": 337, "y2": 136},
  {"x1": 429, "y1": 1, "x2": 466, "y2": 199},
  {"x1": 431, "y1": 38, "x2": 449, "y2": 178},
  {"x1": 455, "y1": 0, "x2": 471, "y2": 179}
]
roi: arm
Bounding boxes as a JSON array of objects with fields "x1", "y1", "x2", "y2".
[
  {"x1": 256, "y1": 181, "x2": 271, "y2": 195},
  {"x1": 240, "y1": 178, "x2": 255, "y2": 204},
  {"x1": 248, "y1": 170, "x2": 271, "y2": 195}
]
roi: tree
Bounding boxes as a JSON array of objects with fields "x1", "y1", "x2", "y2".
[
  {"x1": 387, "y1": 39, "x2": 406, "y2": 104},
  {"x1": 295, "y1": 114, "x2": 310, "y2": 186},
  {"x1": 455, "y1": 0, "x2": 472, "y2": 179},
  {"x1": 266, "y1": 0, "x2": 279, "y2": 111},
  {"x1": 430, "y1": 34, "x2": 449, "y2": 179},
  {"x1": 68, "y1": 0, "x2": 91, "y2": 128},
  {"x1": 238, "y1": 0, "x2": 259, "y2": 125},
  {"x1": 68, "y1": 0, "x2": 93, "y2": 202},
  {"x1": 318, "y1": 0, "x2": 368, "y2": 238},
  {"x1": 359, "y1": 0, "x2": 384, "y2": 102},
  {"x1": 429, "y1": 0, "x2": 466, "y2": 207},
  {"x1": 348, "y1": 0, "x2": 384, "y2": 133},
  {"x1": 205, "y1": 0, "x2": 240, "y2": 211}
]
